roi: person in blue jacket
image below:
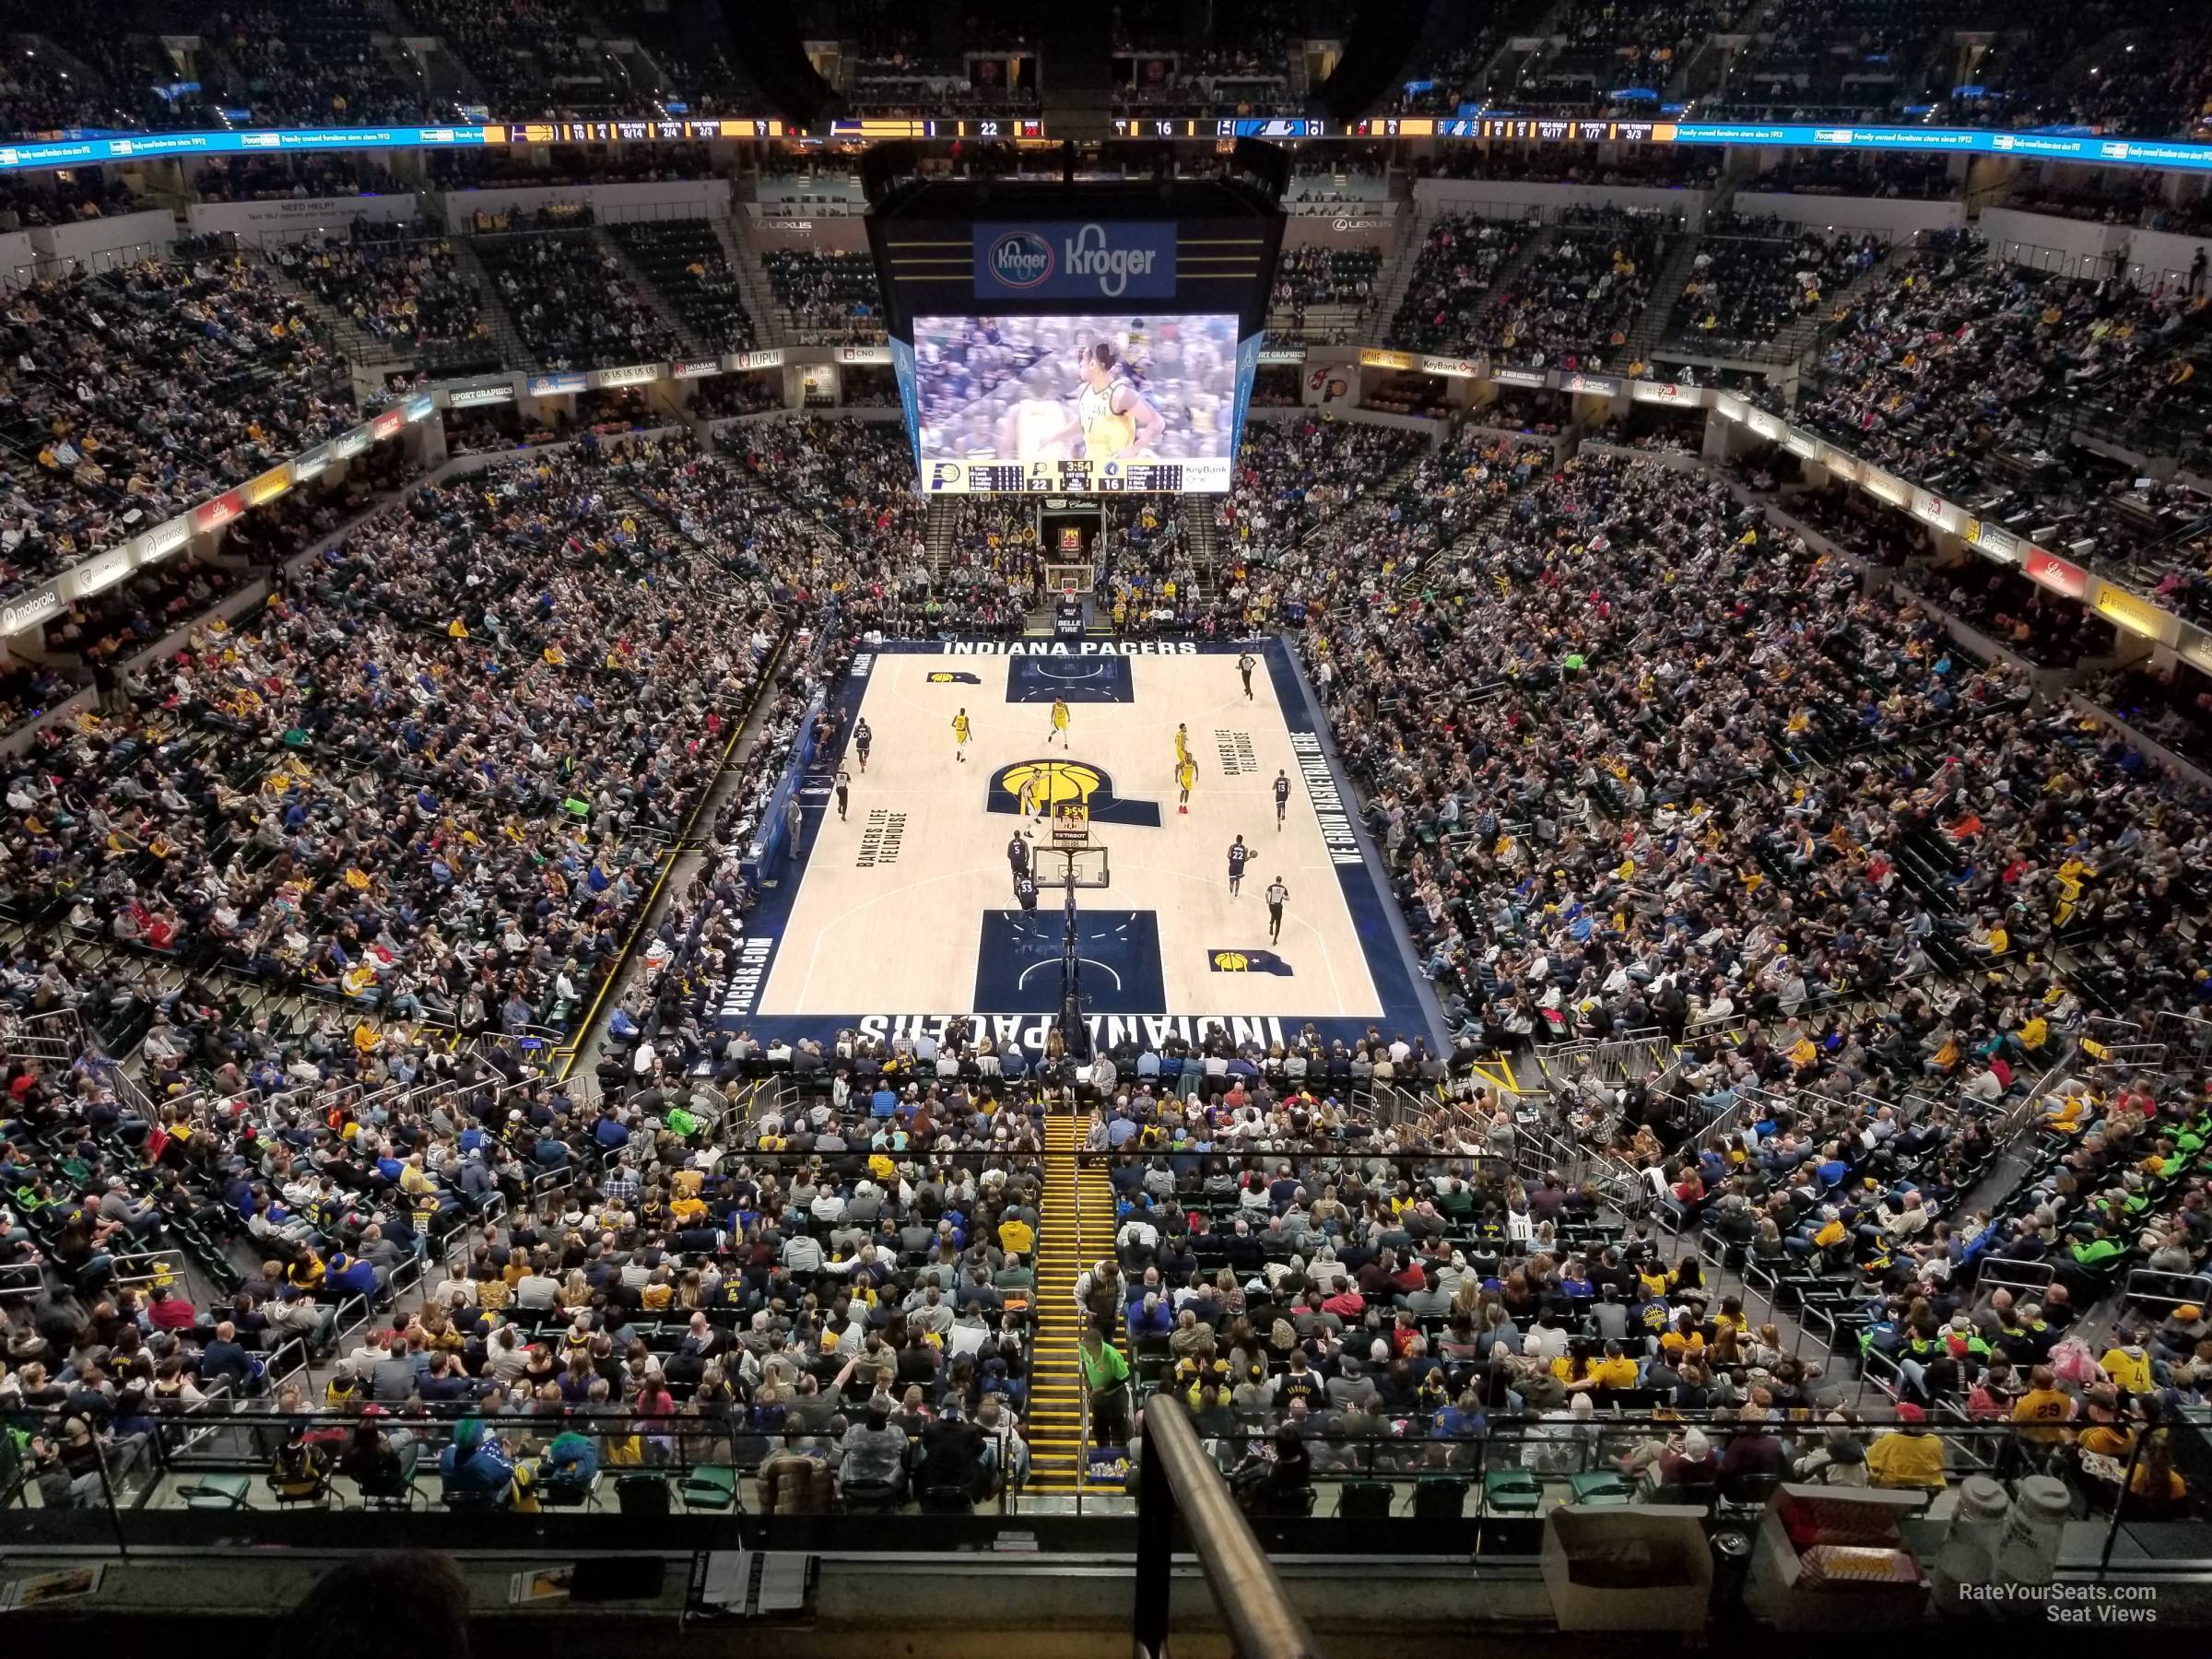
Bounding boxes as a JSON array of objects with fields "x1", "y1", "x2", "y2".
[
  {"x1": 439, "y1": 1417, "x2": 516, "y2": 1504},
  {"x1": 538, "y1": 1430, "x2": 599, "y2": 1497},
  {"x1": 327, "y1": 1251, "x2": 382, "y2": 1300}
]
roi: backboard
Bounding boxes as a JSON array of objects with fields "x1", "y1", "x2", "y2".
[{"x1": 1031, "y1": 841, "x2": 1110, "y2": 888}]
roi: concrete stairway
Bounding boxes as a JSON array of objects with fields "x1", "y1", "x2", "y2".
[
  {"x1": 450, "y1": 235, "x2": 535, "y2": 370},
  {"x1": 1622, "y1": 232, "x2": 1706, "y2": 362},
  {"x1": 597, "y1": 224, "x2": 710, "y2": 359},
  {"x1": 1025, "y1": 1111, "x2": 1124, "y2": 1495},
  {"x1": 720, "y1": 225, "x2": 789, "y2": 348},
  {"x1": 1181, "y1": 498, "x2": 1222, "y2": 599},
  {"x1": 1366, "y1": 206, "x2": 1427, "y2": 345},
  {"x1": 925, "y1": 497, "x2": 959, "y2": 582}
]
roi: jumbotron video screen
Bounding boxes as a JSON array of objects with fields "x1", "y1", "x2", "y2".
[{"x1": 912, "y1": 313, "x2": 1245, "y2": 494}]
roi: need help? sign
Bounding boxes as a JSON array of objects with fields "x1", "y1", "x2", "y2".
[{"x1": 972, "y1": 222, "x2": 1177, "y2": 301}]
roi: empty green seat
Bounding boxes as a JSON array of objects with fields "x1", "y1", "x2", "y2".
[
  {"x1": 1483, "y1": 1468, "x2": 1542, "y2": 1514},
  {"x1": 1568, "y1": 1470, "x2": 1634, "y2": 1505},
  {"x1": 180, "y1": 1473, "x2": 253, "y2": 1510},
  {"x1": 678, "y1": 1465, "x2": 740, "y2": 1512}
]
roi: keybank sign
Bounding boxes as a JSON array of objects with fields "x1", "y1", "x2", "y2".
[{"x1": 973, "y1": 220, "x2": 1177, "y2": 301}]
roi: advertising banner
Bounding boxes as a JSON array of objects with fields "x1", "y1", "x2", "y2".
[
  {"x1": 2025, "y1": 547, "x2": 2088, "y2": 598},
  {"x1": 588, "y1": 363, "x2": 663, "y2": 389},
  {"x1": 1560, "y1": 371, "x2": 1621, "y2": 396},
  {"x1": 1961, "y1": 517, "x2": 2021, "y2": 563},
  {"x1": 0, "y1": 587, "x2": 61, "y2": 638},
  {"x1": 246, "y1": 465, "x2": 292, "y2": 507},
  {"x1": 972, "y1": 221, "x2": 1177, "y2": 302},
  {"x1": 193, "y1": 488, "x2": 246, "y2": 535},
  {"x1": 2091, "y1": 580, "x2": 2175, "y2": 642}
]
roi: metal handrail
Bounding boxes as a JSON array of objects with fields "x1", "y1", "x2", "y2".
[{"x1": 1134, "y1": 1392, "x2": 1326, "y2": 1659}]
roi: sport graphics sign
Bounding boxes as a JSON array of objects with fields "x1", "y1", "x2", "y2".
[{"x1": 974, "y1": 221, "x2": 1177, "y2": 301}]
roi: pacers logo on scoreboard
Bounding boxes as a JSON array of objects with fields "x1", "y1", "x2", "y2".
[
  {"x1": 988, "y1": 759, "x2": 1162, "y2": 828},
  {"x1": 1209, "y1": 949, "x2": 1293, "y2": 976},
  {"x1": 924, "y1": 670, "x2": 982, "y2": 684}
]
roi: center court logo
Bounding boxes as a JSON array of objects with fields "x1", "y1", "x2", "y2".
[
  {"x1": 988, "y1": 759, "x2": 1162, "y2": 828},
  {"x1": 986, "y1": 229, "x2": 1055, "y2": 288}
]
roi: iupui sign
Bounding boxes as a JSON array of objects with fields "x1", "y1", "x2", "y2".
[{"x1": 972, "y1": 221, "x2": 1178, "y2": 301}]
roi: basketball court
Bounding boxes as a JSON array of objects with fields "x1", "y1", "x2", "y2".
[{"x1": 713, "y1": 638, "x2": 1435, "y2": 1053}]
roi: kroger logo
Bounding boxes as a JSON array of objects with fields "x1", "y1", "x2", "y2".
[
  {"x1": 987, "y1": 230, "x2": 1055, "y2": 288},
  {"x1": 1064, "y1": 223, "x2": 1159, "y2": 297}
]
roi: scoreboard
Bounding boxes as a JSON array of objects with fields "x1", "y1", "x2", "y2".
[
  {"x1": 1112, "y1": 117, "x2": 1332, "y2": 139},
  {"x1": 927, "y1": 458, "x2": 1229, "y2": 495},
  {"x1": 829, "y1": 117, "x2": 1046, "y2": 140}
]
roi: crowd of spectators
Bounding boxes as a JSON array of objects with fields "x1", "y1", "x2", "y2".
[
  {"x1": 1475, "y1": 208, "x2": 1672, "y2": 371},
  {"x1": 474, "y1": 229, "x2": 684, "y2": 371},
  {"x1": 1799, "y1": 231, "x2": 2212, "y2": 535},
  {"x1": 1662, "y1": 218, "x2": 1884, "y2": 358},
  {"x1": 1273, "y1": 246, "x2": 1381, "y2": 311},
  {"x1": 1, "y1": 433, "x2": 775, "y2": 1052},
  {"x1": 202, "y1": 5, "x2": 429, "y2": 129},
  {"x1": 0, "y1": 172, "x2": 145, "y2": 229},
  {"x1": 1746, "y1": 154, "x2": 1957, "y2": 201},
  {"x1": 193, "y1": 158, "x2": 407, "y2": 206},
  {"x1": 2, "y1": 394, "x2": 2211, "y2": 1529},
  {"x1": 394, "y1": 0, "x2": 620, "y2": 118},
  {"x1": 604, "y1": 220, "x2": 757, "y2": 355},
  {"x1": 1513, "y1": 0, "x2": 1736, "y2": 112},
  {"x1": 1388, "y1": 215, "x2": 1531, "y2": 354},
  {"x1": 275, "y1": 226, "x2": 495, "y2": 366},
  {"x1": 761, "y1": 250, "x2": 885, "y2": 344},
  {"x1": 0, "y1": 242, "x2": 355, "y2": 600}
]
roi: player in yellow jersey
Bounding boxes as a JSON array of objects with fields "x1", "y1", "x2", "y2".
[
  {"x1": 1176, "y1": 756, "x2": 1196, "y2": 815},
  {"x1": 1173, "y1": 722, "x2": 1191, "y2": 765},
  {"x1": 1050, "y1": 342, "x2": 1165, "y2": 462},
  {"x1": 952, "y1": 708, "x2": 972, "y2": 763},
  {"x1": 1046, "y1": 695, "x2": 1072, "y2": 748}
]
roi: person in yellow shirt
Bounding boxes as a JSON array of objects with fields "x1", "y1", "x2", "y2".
[
  {"x1": 1865, "y1": 1404, "x2": 1947, "y2": 1490},
  {"x1": 999, "y1": 1215, "x2": 1035, "y2": 1256},
  {"x1": 2100, "y1": 1342, "x2": 2153, "y2": 1394},
  {"x1": 1560, "y1": 1340, "x2": 1641, "y2": 1392},
  {"x1": 1659, "y1": 1312, "x2": 1706, "y2": 1362},
  {"x1": 2012, "y1": 1365, "x2": 2076, "y2": 1444}
]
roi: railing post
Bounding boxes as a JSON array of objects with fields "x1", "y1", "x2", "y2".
[
  {"x1": 1134, "y1": 1417, "x2": 1174, "y2": 1659},
  {"x1": 1133, "y1": 1394, "x2": 1325, "y2": 1659}
]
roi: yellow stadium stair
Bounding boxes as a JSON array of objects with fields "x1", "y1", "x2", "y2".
[{"x1": 1025, "y1": 1111, "x2": 1124, "y2": 1495}]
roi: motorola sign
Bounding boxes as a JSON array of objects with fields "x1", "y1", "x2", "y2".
[{"x1": 973, "y1": 221, "x2": 1176, "y2": 301}]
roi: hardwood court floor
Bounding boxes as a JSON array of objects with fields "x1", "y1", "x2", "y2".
[{"x1": 759, "y1": 650, "x2": 1384, "y2": 1023}]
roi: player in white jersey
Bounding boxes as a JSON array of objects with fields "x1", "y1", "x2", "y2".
[{"x1": 999, "y1": 394, "x2": 1073, "y2": 463}]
